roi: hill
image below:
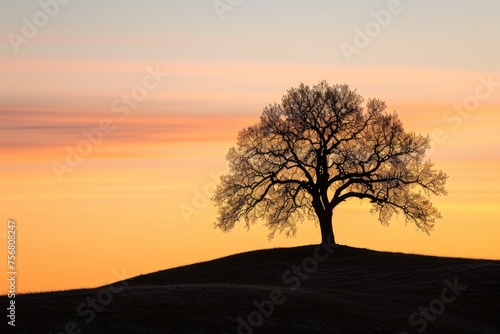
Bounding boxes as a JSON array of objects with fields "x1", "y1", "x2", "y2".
[{"x1": 2, "y1": 245, "x2": 499, "y2": 333}]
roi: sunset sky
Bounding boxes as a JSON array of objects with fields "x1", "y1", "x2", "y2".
[{"x1": 1, "y1": 1, "x2": 499, "y2": 293}]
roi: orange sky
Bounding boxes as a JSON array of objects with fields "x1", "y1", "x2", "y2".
[
  {"x1": 1, "y1": 1, "x2": 500, "y2": 293},
  {"x1": 1, "y1": 93, "x2": 499, "y2": 292}
]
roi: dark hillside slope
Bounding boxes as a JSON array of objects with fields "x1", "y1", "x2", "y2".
[{"x1": 3, "y1": 245, "x2": 499, "y2": 333}]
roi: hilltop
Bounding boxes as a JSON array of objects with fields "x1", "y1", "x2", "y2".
[{"x1": 3, "y1": 245, "x2": 499, "y2": 333}]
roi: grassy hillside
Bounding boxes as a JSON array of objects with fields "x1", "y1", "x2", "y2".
[{"x1": 2, "y1": 245, "x2": 499, "y2": 333}]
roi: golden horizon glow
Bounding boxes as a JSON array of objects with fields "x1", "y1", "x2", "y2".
[
  {"x1": 2, "y1": 99, "x2": 499, "y2": 293},
  {"x1": 1, "y1": 1, "x2": 499, "y2": 293}
]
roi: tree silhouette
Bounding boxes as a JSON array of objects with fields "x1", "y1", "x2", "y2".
[{"x1": 213, "y1": 81, "x2": 448, "y2": 245}]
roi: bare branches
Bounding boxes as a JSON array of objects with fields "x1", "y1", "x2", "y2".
[{"x1": 213, "y1": 81, "x2": 448, "y2": 239}]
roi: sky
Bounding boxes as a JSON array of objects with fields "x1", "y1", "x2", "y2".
[{"x1": 1, "y1": 0, "x2": 499, "y2": 292}]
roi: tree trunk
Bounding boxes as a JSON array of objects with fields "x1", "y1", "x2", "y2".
[{"x1": 318, "y1": 209, "x2": 336, "y2": 245}]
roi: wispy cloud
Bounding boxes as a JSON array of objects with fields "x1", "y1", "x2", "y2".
[{"x1": 0, "y1": 108, "x2": 254, "y2": 158}]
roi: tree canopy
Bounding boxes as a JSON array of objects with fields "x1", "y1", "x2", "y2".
[{"x1": 213, "y1": 81, "x2": 448, "y2": 244}]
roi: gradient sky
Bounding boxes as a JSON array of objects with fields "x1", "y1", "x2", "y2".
[{"x1": 1, "y1": 0, "x2": 499, "y2": 292}]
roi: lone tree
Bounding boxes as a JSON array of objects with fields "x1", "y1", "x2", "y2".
[{"x1": 213, "y1": 81, "x2": 447, "y2": 245}]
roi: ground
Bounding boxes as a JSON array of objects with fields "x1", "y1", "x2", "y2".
[{"x1": 2, "y1": 245, "x2": 499, "y2": 333}]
